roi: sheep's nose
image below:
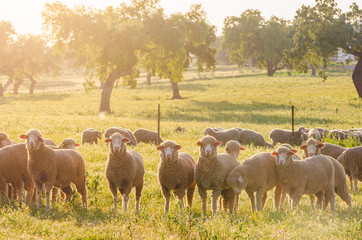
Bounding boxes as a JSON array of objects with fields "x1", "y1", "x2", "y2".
[
  {"x1": 309, "y1": 153, "x2": 314, "y2": 157},
  {"x1": 29, "y1": 142, "x2": 35, "y2": 147},
  {"x1": 166, "y1": 154, "x2": 172, "y2": 159},
  {"x1": 205, "y1": 150, "x2": 211, "y2": 154},
  {"x1": 114, "y1": 147, "x2": 120, "y2": 152}
]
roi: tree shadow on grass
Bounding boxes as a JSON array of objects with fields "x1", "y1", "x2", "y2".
[{"x1": 0, "y1": 92, "x2": 72, "y2": 105}]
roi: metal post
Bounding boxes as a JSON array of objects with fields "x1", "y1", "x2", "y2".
[
  {"x1": 157, "y1": 104, "x2": 161, "y2": 145},
  {"x1": 292, "y1": 105, "x2": 295, "y2": 145}
]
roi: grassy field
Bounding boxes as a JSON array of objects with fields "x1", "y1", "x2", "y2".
[{"x1": 0, "y1": 66, "x2": 361, "y2": 239}]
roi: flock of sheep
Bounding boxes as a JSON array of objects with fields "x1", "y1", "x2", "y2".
[{"x1": 0, "y1": 125, "x2": 361, "y2": 215}]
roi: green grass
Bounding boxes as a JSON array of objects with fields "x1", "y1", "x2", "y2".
[{"x1": 0, "y1": 66, "x2": 361, "y2": 239}]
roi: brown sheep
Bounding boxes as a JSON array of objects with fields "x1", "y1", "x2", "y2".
[
  {"x1": 269, "y1": 126, "x2": 306, "y2": 146},
  {"x1": 239, "y1": 129, "x2": 273, "y2": 148},
  {"x1": 156, "y1": 140, "x2": 196, "y2": 213},
  {"x1": 81, "y1": 128, "x2": 102, "y2": 145},
  {"x1": 19, "y1": 129, "x2": 87, "y2": 211},
  {"x1": 337, "y1": 147, "x2": 362, "y2": 192},
  {"x1": 134, "y1": 128, "x2": 163, "y2": 144},
  {"x1": 320, "y1": 143, "x2": 347, "y2": 160},
  {"x1": 105, "y1": 133, "x2": 144, "y2": 214}
]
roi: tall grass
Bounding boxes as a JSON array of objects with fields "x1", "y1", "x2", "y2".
[{"x1": 0, "y1": 67, "x2": 361, "y2": 239}]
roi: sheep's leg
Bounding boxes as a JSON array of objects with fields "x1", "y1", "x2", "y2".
[
  {"x1": 173, "y1": 188, "x2": 186, "y2": 213},
  {"x1": 228, "y1": 190, "x2": 235, "y2": 213},
  {"x1": 35, "y1": 183, "x2": 43, "y2": 210},
  {"x1": 353, "y1": 176, "x2": 359, "y2": 192},
  {"x1": 108, "y1": 181, "x2": 118, "y2": 214},
  {"x1": 315, "y1": 192, "x2": 324, "y2": 209},
  {"x1": 246, "y1": 190, "x2": 256, "y2": 211},
  {"x1": 324, "y1": 188, "x2": 335, "y2": 212},
  {"x1": 309, "y1": 194, "x2": 316, "y2": 209},
  {"x1": 186, "y1": 182, "x2": 196, "y2": 209},
  {"x1": 122, "y1": 188, "x2": 132, "y2": 214},
  {"x1": 220, "y1": 189, "x2": 229, "y2": 212},
  {"x1": 16, "y1": 181, "x2": 24, "y2": 207},
  {"x1": 0, "y1": 176, "x2": 9, "y2": 203},
  {"x1": 211, "y1": 190, "x2": 221, "y2": 215},
  {"x1": 135, "y1": 181, "x2": 143, "y2": 213},
  {"x1": 280, "y1": 189, "x2": 287, "y2": 209},
  {"x1": 161, "y1": 185, "x2": 171, "y2": 214},
  {"x1": 61, "y1": 186, "x2": 72, "y2": 204},
  {"x1": 274, "y1": 184, "x2": 283, "y2": 210},
  {"x1": 75, "y1": 182, "x2": 87, "y2": 210},
  {"x1": 198, "y1": 185, "x2": 207, "y2": 216},
  {"x1": 290, "y1": 192, "x2": 303, "y2": 209},
  {"x1": 51, "y1": 187, "x2": 58, "y2": 203},
  {"x1": 262, "y1": 192, "x2": 267, "y2": 210},
  {"x1": 44, "y1": 183, "x2": 53, "y2": 211},
  {"x1": 234, "y1": 193, "x2": 240, "y2": 212},
  {"x1": 7, "y1": 184, "x2": 13, "y2": 200},
  {"x1": 255, "y1": 189, "x2": 266, "y2": 211}
]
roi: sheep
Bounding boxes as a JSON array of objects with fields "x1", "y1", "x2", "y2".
[
  {"x1": 269, "y1": 126, "x2": 306, "y2": 146},
  {"x1": 105, "y1": 132, "x2": 144, "y2": 214},
  {"x1": 0, "y1": 143, "x2": 34, "y2": 205},
  {"x1": 307, "y1": 129, "x2": 322, "y2": 140},
  {"x1": 272, "y1": 145, "x2": 335, "y2": 211},
  {"x1": 134, "y1": 128, "x2": 163, "y2": 144},
  {"x1": 239, "y1": 129, "x2": 273, "y2": 148},
  {"x1": 195, "y1": 135, "x2": 240, "y2": 215},
  {"x1": 156, "y1": 140, "x2": 196, "y2": 213},
  {"x1": 104, "y1": 127, "x2": 137, "y2": 146},
  {"x1": 329, "y1": 130, "x2": 348, "y2": 140},
  {"x1": 316, "y1": 127, "x2": 331, "y2": 138},
  {"x1": 320, "y1": 143, "x2": 347, "y2": 160},
  {"x1": 0, "y1": 132, "x2": 17, "y2": 148},
  {"x1": 19, "y1": 129, "x2": 87, "y2": 211},
  {"x1": 226, "y1": 152, "x2": 283, "y2": 211},
  {"x1": 174, "y1": 126, "x2": 186, "y2": 132},
  {"x1": 58, "y1": 138, "x2": 80, "y2": 150},
  {"x1": 44, "y1": 138, "x2": 57, "y2": 146},
  {"x1": 224, "y1": 140, "x2": 245, "y2": 159},
  {"x1": 337, "y1": 147, "x2": 362, "y2": 192},
  {"x1": 81, "y1": 128, "x2": 102, "y2": 145},
  {"x1": 300, "y1": 138, "x2": 352, "y2": 207},
  {"x1": 203, "y1": 128, "x2": 240, "y2": 146}
]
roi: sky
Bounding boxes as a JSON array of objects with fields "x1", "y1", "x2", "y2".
[{"x1": 0, "y1": 0, "x2": 358, "y2": 35}]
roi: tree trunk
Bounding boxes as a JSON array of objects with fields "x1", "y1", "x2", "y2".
[
  {"x1": 0, "y1": 84, "x2": 3, "y2": 97},
  {"x1": 310, "y1": 64, "x2": 316, "y2": 76},
  {"x1": 352, "y1": 58, "x2": 362, "y2": 98},
  {"x1": 29, "y1": 76, "x2": 36, "y2": 95},
  {"x1": 147, "y1": 72, "x2": 152, "y2": 86},
  {"x1": 99, "y1": 68, "x2": 131, "y2": 113},
  {"x1": 171, "y1": 81, "x2": 183, "y2": 99},
  {"x1": 3, "y1": 78, "x2": 13, "y2": 92},
  {"x1": 267, "y1": 61, "x2": 275, "y2": 76},
  {"x1": 13, "y1": 78, "x2": 24, "y2": 95}
]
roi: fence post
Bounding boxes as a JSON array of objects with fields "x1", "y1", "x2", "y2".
[
  {"x1": 292, "y1": 105, "x2": 295, "y2": 145},
  {"x1": 157, "y1": 104, "x2": 161, "y2": 145}
]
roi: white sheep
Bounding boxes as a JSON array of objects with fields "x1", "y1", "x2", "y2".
[
  {"x1": 156, "y1": 140, "x2": 196, "y2": 213},
  {"x1": 105, "y1": 132, "x2": 144, "y2": 214},
  {"x1": 337, "y1": 146, "x2": 362, "y2": 192}
]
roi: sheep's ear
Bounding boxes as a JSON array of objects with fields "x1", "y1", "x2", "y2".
[
  {"x1": 123, "y1": 137, "x2": 130, "y2": 143},
  {"x1": 317, "y1": 140, "x2": 325, "y2": 148},
  {"x1": 19, "y1": 134, "x2": 28, "y2": 140},
  {"x1": 104, "y1": 138, "x2": 112, "y2": 143},
  {"x1": 240, "y1": 147, "x2": 245, "y2": 151},
  {"x1": 39, "y1": 137, "x2": 45, "y2": 142},
  {"x1": 290, "y1": 150, "x2": 297, "y2": 155},
  {"x1": 75, "y1": 143, "x2": 80, "y2": 147},
  {"x1": 156, "y1": 145, "x2": 163, "y2": 151},
  {"x1": 196, "y1": 141, "x2": 202, "y2": 146},
  {"x1": 300, "y1": 141, "x2": 306, "y2": 149},
  {"x1": 271, "y1": 151, "x2": 277, "y2": 156},
  {"x1": 216, "y1": 141, "x2": 222, "y2": 146},
  {"x1": 175, "y1": 145, "x2": 182, "y2": 150}
]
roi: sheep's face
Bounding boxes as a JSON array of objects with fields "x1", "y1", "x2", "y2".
[
  {"x1": 225, "y1": 141, "x2": 245, "y2": 159},
  {"x1": 19, "y1": 129, "x2": 44, "y2": 151},
  {"x1": 96, "y1": 131, "x2": 102, "y2": 139},
  {"x1": 203, "y1": 128, "x2": 212, "y2": 135},
  {"x1": 157, "y1": 140, "x2": 182, "y2": 163},
  {"x1": 197, "y1": 136, "x2": 221, "y2": 159},
  {"x1": 272, "y1": 147, "x2": 297, "y2": 166},
  {"x1": 300, "y1": 139, "x2": 324, "y2": 157},
  {"x1": 105, "y1": 133, "x2": 129, "y2": 155},
  {"x1": 227, "y1": 170, "x2": 247, "y2": 194}
]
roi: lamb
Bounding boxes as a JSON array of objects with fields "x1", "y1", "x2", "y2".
[
  {"x1": 337, "y1": 147, "x2": 362, "y2": 192},
  {"x1": 203, "y1": 128, "x2": 240, "y2": 146},
  {"x1": 272, "y1": 145, "x2": 335, "y2": 211},
  {"x1": 0, "y1": 132, "x2": 17, "y2": 148},
  {"x1": 307, "y1": 129, "x2": 322, "y2": 140},
  {"x1": 105, "y1": 132, "x2": 144, "y2": 214},
  {"x1": 81, "y1": 128, "x2": 102, "y2": 145},
  {"x1": 19, "y1": 129, "x2": 87, "y2": 211},
  {"x1": 156, "y1": 140, "x2": 196, "y2": 213},
  {"x1": 104, "y1": 127, "x2": 137, "y2": 146},
  {"x1": 0, "y1": 143, "x2": 34, "y2": 205},
  {"x1": 300, "y1": 138, "x2": 352, "y2": 207},
  {"x1": 134, "y1": 128, "x2": 163, "y2": 144},
  {"x1": 269, "y1": 126, "x2": 306, "y2": 146},
  {"x1": 195, "y1": 135, "x2": 240, "y2": 215},
  {"x1": 239, "y1": 129, "x2": 273, "y2": 148},
  {"x1": 58, "y1": 138, "x2": 80, "y2": 150},
  {"x1": 320, "y1": 143, "x2": 347, "y2": 160},
  {"x1": 226, "y1": 152, "x2": 283, "y2": 211}
]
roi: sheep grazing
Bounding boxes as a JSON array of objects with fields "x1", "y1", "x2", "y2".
[
  {"x1": 203, "y1": 128, "x2": 240, "y2": 146},
  {"x1": 337, "y1": 147, "x2": 362, "y2": 192},
  {"x1": 174, "y1": 126, "x2": 186, "y2": 132},
  {"x1": 239, "y1": 129, "x2": 273, "y2": 148},
  {"x1": 320, "y1": 143, "x2": 347, "y2": 160},
  {"x1": 316, "y1": 127, "x2": 331, "y2": 138},
  {"x1": 105, "y1": 133, "x2": 144, "y2": 214},
  {"x1": 269, "y1": 126, "x2": 306, "y2": 146},
  {"x1": 19, "y1": 129, "x2": 87, "y2": 211},
  {"x1": 329, "y1": 130, "x2": 348, "y2": 140},
  {"x1": 134, "y1": 128, "x2": 163, "y2": 144},
  {"x1": 195, "y1": 136, "x2": 240, "y2": 215},
  {"x1": 226, "y1": 152, "x2": 283, "y2": 211},
  {"x1": 58, "y1": 138, "x2": 80, "y2": 150},
  {"x1": 0, "y1": 132, "x2": 17, "y2": 148},
  {"x1": 156, "y1": 140, "x2": 196, "y2": 213},
  {"x1": 307, "y1": 129, "x2": 322, "y2": 140},
  {"x1": 272, "y1": 145, "x2": 335, "y2": 211},
  {"x1": 0, "y1": 143, "x2": 34, "y2": 205},
  {"x1": 224, "y1": 140, "x2": 245, "y2": 159},
  {"x1": 104, "y1": 127, "x2": 137, "y2": 146},
  {"x1": 81, "y1": 128, "x2": 102, "y2": 145},
  {"x1": 300, "y1": 138, "x2": 352, "y2": 207}
]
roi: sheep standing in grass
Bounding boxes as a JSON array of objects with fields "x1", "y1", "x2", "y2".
[
  {"x1": 19, "y1": 129, "x2": 87, "y2": 211},
  {"x1": 337, "y1": 147, "x2": 362, "y2": 192},
  {"x1": 134, "y1": 128, "x2": 163, "y2": 144},
  {"x1": 156, "y1": 140, "x2": 196, "y2": 213},
  {"x1": 319, "y1": 143, "x2": 347, "y2": 160},
  {"x1": 272, "y1": 145, "x2": 335, "y2": 211},
  {"x1": 239, "y1": 129, "x2": 273, "y2": 148},
  {"x1": 316, "y1": 127, "x2": 331, "y2": 138},
  {"x1": 269, "y1": 126, "x2": 306, "y2": 146},
  {"x1": 203, "y1": 128, "x2": 240, "y2": 146},
  {"x1": 104, "y1": 127, "x2": 137, "y2": 146},
  {"x1": 195, "y1": 136, "x2": 239, "y2": 215},
  {"x1": 105, "y1": 133, "x2": 144, "y2": 214},
  {"x1": 300, "y1": 138, "x2": 351, "y2": 207},
  {"x1": 81, "y1": 128, "x2": 102, "y2": 145},
  {"x1": 226, "y1": 152, "x2": 283, "y2": 211},
  {"x1": 329, "y1": 130, "x2": 348, "y2": 140}
]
